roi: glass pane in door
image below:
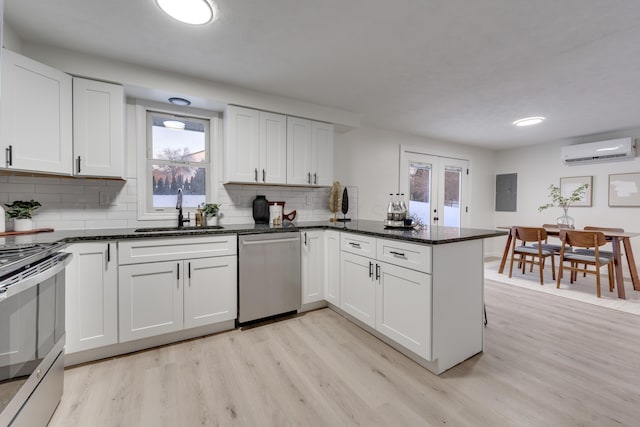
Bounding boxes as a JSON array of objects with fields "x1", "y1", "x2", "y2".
[
  {"x1": 443, "y1": 166, "x2": 462, "y2": 227},
  {"x1": 409, "y1": 162, "x2": 431, "y2": 225}
]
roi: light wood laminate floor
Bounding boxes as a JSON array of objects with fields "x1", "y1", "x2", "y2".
[{"x1": 49, "y1": 280, "x2": 640, "y2": 426}]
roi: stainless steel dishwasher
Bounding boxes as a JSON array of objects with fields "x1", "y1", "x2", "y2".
[{"x1": 238, "y1": 232, "x2": 301, "y2": 323}]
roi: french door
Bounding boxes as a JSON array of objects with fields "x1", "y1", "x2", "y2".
[{"x1": 400, "y1": 149, "x2": 469, "y2": 227}]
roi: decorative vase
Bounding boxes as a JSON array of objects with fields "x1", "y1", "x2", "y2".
[
  {"x1": 557, "y1": 206, "x2": 575, "y2": 229},
  {"x1": 14, "y1": 218, "x2": 33, "y2": 232},
  {"x1": 203, "y1": 215, "x2": 219, "y2": 227},
  {"x1": 252, "y1": 195, "x2": 269, "y2": 224}
]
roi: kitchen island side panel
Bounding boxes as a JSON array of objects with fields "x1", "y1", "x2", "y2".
[{"x1": 431, "y1": 239, "x2": 484, "y2": 374}]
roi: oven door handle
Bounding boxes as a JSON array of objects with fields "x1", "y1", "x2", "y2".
[{"x1": 0, "y1": 253, "x2": 72, "y2": 300}]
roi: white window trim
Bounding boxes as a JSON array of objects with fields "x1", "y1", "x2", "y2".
[{"x1": 135, "y1": 99, "x2": 221, "y2": 221}]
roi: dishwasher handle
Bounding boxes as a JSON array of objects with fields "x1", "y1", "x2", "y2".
[{"x1": 241, "y1": 237, "x2": 300, "y2": 246}]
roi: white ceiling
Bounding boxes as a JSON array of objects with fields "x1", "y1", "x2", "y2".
[{"x1": 5, "y1": 0, "x2": 640, "y2": 149}]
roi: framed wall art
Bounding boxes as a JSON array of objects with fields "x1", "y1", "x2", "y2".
[
  {"x1": 609, "y1": 172, "x2": 640, "y2": 207},
  {"x1": 560, "y1": 176, "x2": 592, "y2": 207}
]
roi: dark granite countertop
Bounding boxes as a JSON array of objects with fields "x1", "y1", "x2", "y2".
[{"x1": 0, "y1": 220, "x2": 507, "y2": 247}]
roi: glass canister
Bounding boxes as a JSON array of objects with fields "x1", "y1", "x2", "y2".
[{"x1": 252, "y1": 195, "x2": 270, "y2": 224}]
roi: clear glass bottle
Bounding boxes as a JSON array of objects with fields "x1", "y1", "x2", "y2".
[
  {"x1": 393, "y1": 193, "x2": 403, "y2": 226},
  {"x1": 399, "y1": 193, "x2": 408, "y2": 224},
  {"x1": 386, "y1": 193, "x2": 394, "y2": 225}
]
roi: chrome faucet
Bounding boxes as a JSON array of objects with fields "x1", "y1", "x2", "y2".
[{"x1": 176, "y1": 188, "x2": 190, "y2": 227}]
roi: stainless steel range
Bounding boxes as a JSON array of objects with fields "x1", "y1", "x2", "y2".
[{"x1": 0, "y1": 241, "x2": 70, "y2": 426}]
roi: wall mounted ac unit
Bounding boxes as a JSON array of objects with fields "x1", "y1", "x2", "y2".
[{"x1": 561, "y1": 137, "x2": 636, "y2": 164}]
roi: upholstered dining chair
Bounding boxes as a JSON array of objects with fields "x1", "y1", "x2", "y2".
[
  {"x1": 570, "y1": 226, "x2": 623, "y2": 282},
  {"x1": 509, "y1": 226, "x2": 556, "y2": 285},
  {"x1": 556, "y1": 230, "x2": 614, "y2": 298}
]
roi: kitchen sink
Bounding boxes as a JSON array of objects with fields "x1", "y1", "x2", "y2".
[{"x1": 134, "y1": 226, "x2": 224, "y2": 233}]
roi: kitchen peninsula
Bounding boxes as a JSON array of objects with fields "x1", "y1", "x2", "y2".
[{"x1": 4, "y1": 221, "x2": 505, "y2": 374}]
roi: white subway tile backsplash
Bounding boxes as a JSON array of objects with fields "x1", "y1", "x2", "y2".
[{"x1": 0, "y1": 175, "x2": 356, "y2": 231}]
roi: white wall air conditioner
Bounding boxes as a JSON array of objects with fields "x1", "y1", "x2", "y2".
[{"x1": 561, "y1": 137, "x2": 636, "y2": 165}]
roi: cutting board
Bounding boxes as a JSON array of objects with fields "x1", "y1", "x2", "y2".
[{"x1": 0, "y1": 228, "x2": 55, "y2": 237}]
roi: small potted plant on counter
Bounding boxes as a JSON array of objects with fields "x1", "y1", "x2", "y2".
[
  {"x1": 200, "y1": 203, "x2": 221, "y2": 226},
  {"x1": 5, "y1": 200, "x2": 42, "y2": 232}
]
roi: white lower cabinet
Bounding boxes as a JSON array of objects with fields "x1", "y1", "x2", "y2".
[
  {"x1": 118, "y1": 236, "x2": 237, "y2": 343},
  {"x1": 301, "y1": 230, "x2": 324, "y2": 304},
  {"x1": 65, "y1": 242, "x2": 118, "y2": 354},
  {"x1": 340, "y1": 251, "x2": 376, "y2": 328},
  {"x1": 119, "y1": 256, "x2": 237, "y2": 343},
  {"x1": 184, "y1": 256, "x2": 237, "y2": 329},
  {"x1": 339, "y1": 233, "x2": 433, "y2": 360},
  {"x1": 119, "y1": 261, "x2": 184, "y2": 342},
  {"x1": 324, "y1": 230, "x2": 341, "y2": 306},
  {"x1": 376, "y1": 261, "x2": 431, "y2": 359}
]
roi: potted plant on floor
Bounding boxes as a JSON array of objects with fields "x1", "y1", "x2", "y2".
[{"x1": 5, "y1": 200, "x2": 42, "y2": 232}]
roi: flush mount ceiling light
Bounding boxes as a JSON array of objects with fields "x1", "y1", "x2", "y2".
[
  {"x1": 513, "y1": 116, "x2": 545, "y2": 127},
  {"x1": 163, "y1": 120, "x2": 186, "y2": 130},
  {"x1": 169, "y1": 97, "x2": 191, "y2": 106},
  {"x1": 155, "y1": 0, "x2": 218, "y2": 25}
]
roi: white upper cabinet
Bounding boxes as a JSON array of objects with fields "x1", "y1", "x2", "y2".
[
  {"x1": 286, "y1": 117, "x2": 313, "y2": 185},
  {"x1": 72, "y1": 77, "x2": 124, "y2": 178},
  {"x1": 224, "y1": 105, "x2": 286, "y2": 184},
  {"x1": 0, "y1": 48, "x2": 72, "y2": 175},
  {"x1": 259, "y1": 111, "x2": 287, "y2": 184},
  {"x1": 287, "y1": 117, "x2": 334, "y2": 186},
  {"x1": 312, "y1": 121, "x2": 334, "y2": 186}
]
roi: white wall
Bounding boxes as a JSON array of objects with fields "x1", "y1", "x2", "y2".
[
  {"x1": 334, "y1": 126, "x2": 497, "y2": 228},
  {"x1": 492, "y1": 129, "x2": 640, "y2": 268}
]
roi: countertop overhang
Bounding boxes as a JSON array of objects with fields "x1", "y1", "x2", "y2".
[{"x1": 1, "y1": 220, "x2": 507, "y2": 247}]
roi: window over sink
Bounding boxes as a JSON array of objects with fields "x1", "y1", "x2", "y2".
[{"x1": 135, "y1": 101, "x2": 217, "y2": 221}]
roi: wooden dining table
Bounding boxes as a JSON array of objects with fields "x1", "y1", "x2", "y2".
[{"x1": 497, "y1": 226, "x2": 640, "y2": 299}]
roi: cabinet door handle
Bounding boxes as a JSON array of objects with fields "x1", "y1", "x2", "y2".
[
  {"x1": 5, "y1": 145, "x2": 13, "y2": 167},
  {"x1": 313, "y1": 173, "x2": 317, "y2": 184},
  {"x1": 106, "y1": 244, "x2": 111, "y2": 263},
  {"x1": 304, "y1": 232, "x2": 307, "y2": 246},
  {"x1": 375, "y1": 264, "x2": 380, "y2": 280},
  {"x1": 307, "y1": 172, "x2": 311, "y2": 184},
  {"x1": 349, "y1": 242, "x2": 361, "y2": 248},
  {"x1": 262, "y1": 169, "x2": 266, "y2": 182},
  {"x1": 188, "y1": 262, "x2": 191, "y2": 284},
  {"x1": 390, "y1": 251, "x2": 406, "y2": 258},
  {"x1": 177, "y1": 263, "x2": 180, "y2": 286},
  {"x1": 77, "y1": 156, "x2": 81, "y2": 174},
  {"x1": 369, "y1": 261, "x2": 373, "y2": 278}
]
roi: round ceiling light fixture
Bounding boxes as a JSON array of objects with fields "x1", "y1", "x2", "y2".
[
  {"x1": 169, "y1": 97, "x2": 191, "y2": 106},
  {"x1": 155, "y1": 0, "x2": 218, "y2": 25},
  {"x1": 513, "y1": 116, "x2": 545, "y2": 127},
  {"x1": 163, "y1": 120, "x2": 186, "y2": 130}
]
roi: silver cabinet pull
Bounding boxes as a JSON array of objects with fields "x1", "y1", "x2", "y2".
[
  {"x1": 188, "y1": 262, "x2": 191, "y2": 284},
  {"x1": 349, "y1": 242, "x2": 361, "y2": 248},
  {"x1": 177, "y1": 263, "x2": 180, "y2": 287},
  {"x1": 262, "y1": 169, "x2": 266, "y2": 182},
  {"x1": 375, "y1": 264, "x2": 380, "y2": 280},
  {"x1": 77, "y1": 156, "x2": 82, "y2": 173},
  {"x1": 106, "y1": 244, "x2": 111, "y2": 263},
  {"x1": 390, "y1": 251, "x2": 406, "y2": 258},
  {"x1": 313, "y1": 173, "x2": 317, "y2": 184},
  {"x1": 254, "y1": 168, "x2": 258, "y2": 182},
  {"x1": 304, "y1": 232, "x2": 307, "y2": 246},
  {"x1": 369, "y1": 261, "x2": 373, "y2": 278},
  {"x1": 307, "y1": 172, "x2": 311, "y2": 184}
]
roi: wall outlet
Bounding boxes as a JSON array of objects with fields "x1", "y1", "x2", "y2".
[
  {"x1": 306, "y1": 194, "x2": 313, "y2": 206},
  {"x1": 99, "y1": 191, "x2": 112, "y2": 206}
]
